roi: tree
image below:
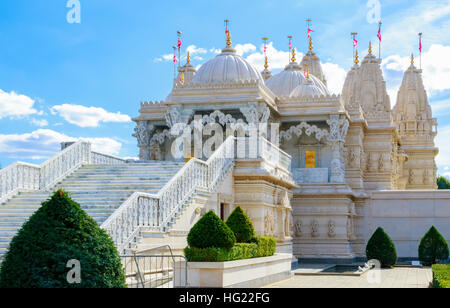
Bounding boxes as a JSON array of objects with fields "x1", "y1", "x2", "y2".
[
  {"x1": 226, "y1": 206, "x2": 256, "y2": 243},
  {"x1": 437, "y1": 176, "x2": 450, "y2": 190},
  {"x1": 419, "y1": 226, "x2": 450, "y2": 266},
  {"x1": 187, "y1": 211, "x2": 236, "y2": 249},
  {"x1": 366, "y1": 227, "x2": 398, "y2": 268},
  {"x1": 0, "y1": 190, "x2": 126, "y2": 288}
]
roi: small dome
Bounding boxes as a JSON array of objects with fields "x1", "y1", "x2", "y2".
[
  {"x1": 266, "y1": 62, "x2": 330, "y2": 97},
  {"x1": 192, "y1": 47, "x2": 263, "y2": 84},
  {"x1": 266, "y1": 63, "x2": 306, "y2": 97},
  {"x1": 290, "y1": 77, "x2": 328, "y2": 98}
]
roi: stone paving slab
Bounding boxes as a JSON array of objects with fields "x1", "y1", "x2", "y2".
[{"x1": 263, "y1": 266, "x2": 433, "y2": 288}]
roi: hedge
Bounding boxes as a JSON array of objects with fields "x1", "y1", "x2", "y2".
[
  {"x1": 366, "y1": 227, "x2": 398, "y2": 268},
  {"x1": 432, "y1": 264, "x2": 450, "y2": 288},
  {"x1": 187, "y1": 211, "x2": 236, "y2": 249},
  {"x1": 226, "y1": 207, "x2": 255, "y2": 243},
  {"x1": 0, "y1": 190, "x2": 126, "y2": 288},
  {"x1": 185, "y1": 236, "x2": 277, "y2": 262},
  {"x1": 419, "y1": 226, "x2": 450, "y2": 266}
]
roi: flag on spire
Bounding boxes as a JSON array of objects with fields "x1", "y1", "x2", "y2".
[
  {"x1": 307, "y1": 27, "x2": 315, "y2": 38},
  {"x1": 419, "y1": 33, "x2": 422, "y2": 53},
  {"x1": 377, "y1": 23, "x2": 382, "y2": 42},
  {"x1": 353, "y1": 38, "x2": 358, "y2": 47},
  {"x1": 173, "y1": 50, "x2": 178, "y2": 64},
  {"x1": 178, "y1": 37, "x2": 182, "y2": 52}
]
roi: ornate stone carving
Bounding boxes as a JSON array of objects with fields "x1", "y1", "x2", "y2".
[
  {"x1": 285, "y1": 212, "x2": 292, "y2": 237},
  {"x1": 133, "y1": 121, "x2": 154, "y2": 147},
  {"x1": 311, "y1": 220, "x2": 319, "y2": 238},
  {"x1": 240, "y1": 102, "x2": 270, "y2": 124},
  {"x1": 294, "y1": 220, "x2": 303, "y2": 237},
  {"x1": 327, "y1": 115, "x2": 349, "y2": 143},
  {"x1": 280, "y1": 122, "x2": 329, "y2": 142},
  {"x1": 328, "y1": 220, "x2": 336, "y2": 238},
  {"x1": 330, "y1": 143, "x2": 345, "y2": 183},
  {"x1": 165, "y1": 106, "x2": 183, "y2": 128},
  {"x1": 264, "y1": 211, "x2": 275, "y2": 236}
]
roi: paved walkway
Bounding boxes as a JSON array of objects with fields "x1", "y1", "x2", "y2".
[{"x1": 264, "y1": 266, "x2": 433, "y2": 288}]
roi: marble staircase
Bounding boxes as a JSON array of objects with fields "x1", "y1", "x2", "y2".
[{"x1": 0, "y1": 162, "x2": 185, "y2": 260}]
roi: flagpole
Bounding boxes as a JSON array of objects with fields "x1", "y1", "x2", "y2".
[
  {"x1": 419, "y1": 32, "x2": 423, "y2": 70},
  {"x1": 177, "y1": 31, "x2": 182, "y2": 68},
  {"x1": 378, "y1": 21, "x2": 382, "y2": 59},
  {"x1": 172, "y1": 46, "x2": 177, "y2": 81},
  {"x1": 288, "y1": 36, "x2": 293, "y2": 63},
  {"x1": 351, "y1": 32, "x2": 358, "y2": 62}
]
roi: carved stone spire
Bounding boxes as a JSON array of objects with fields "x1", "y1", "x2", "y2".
[{"x1": 392, "y1": 56, "x2": 438, "y2": 189}]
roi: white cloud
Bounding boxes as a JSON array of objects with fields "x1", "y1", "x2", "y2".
[
  {"x1": 0, "y1": 129, "x2": 122, "y2": 161},
  {"x1": 382, "y1": 44, "x2": 450, "y2": 97},
  {"x1": 235, "y1": 43, "x2": 257, "y2": 57},
  {"x1": 322, "y1": 62, "x2": 347, "y2": 95},
  {"x1": 436, "y1": 125, "x2": 450, "y2": 168},
  {"x1": 51, "y1": 104, "x2": 131, "y2": 128},
  {"x1": 0, "y1": 89, "x2": 38, "y2": 119},
  {"x1": 382, "y1": 1, "x2": 450, "y2": 55},
  {"x1": 246, "y1": 42, "x2": 294, "y2": 71},
  {"x1": 186, "y1": 45, "x2": 207, "y2": 55},
  {"x1": 30, "y1": 119, "x2": 49, "y2": 127}
]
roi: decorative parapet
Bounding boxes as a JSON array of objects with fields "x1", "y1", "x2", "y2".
[
  {"x1": 0, "y1": 142, "x2": 127, "y2": 204},
  {"x1": 278, "y1": 93, "x2": 341, "y2": 104}
]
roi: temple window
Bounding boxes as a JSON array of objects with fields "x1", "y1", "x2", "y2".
[{"x1": 305, "y1": 151, "x2": 316, "y2": 169}]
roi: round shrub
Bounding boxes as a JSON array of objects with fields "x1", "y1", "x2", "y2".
[
  {"x1": 187, "y1": 211, "x2": 236, "y2": 249},
  {"x1": 366, "y1": 227, "x2": 398, "y2": 268},
  {"x1": 225, "y1": 206, "x2": 256, "y2": 243},
  {"x1": 419, "y1": 226, "x2": 450, "y2": 266},
  {"x1": 0, "y1": 190, "x2": 126, "y2": 288}
]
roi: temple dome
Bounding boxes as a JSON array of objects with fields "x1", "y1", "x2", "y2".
[
  {"x1": 192, "y1": 47, "x2": 263, "y2": 84},
  {"x1": 290, "y1": 76, "x2": 328, "y2": 98},
  {"x1": 266, "y1": 62, "x2": 330, "y2": 97},
  {"x1": 266, "y1": 63, "x2": 306, "y2": 97}
]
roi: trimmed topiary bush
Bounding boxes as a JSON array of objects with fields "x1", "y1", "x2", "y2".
[
  {"x1": 187, "y1": 211, "x2": 236, "y2": 249},
  {"x1": 226, "y1": 206, "x2": 256, "y2": 243},
  {"x1": 0, "y1": 190, "x2": 126, "y2": 288},
  {"x1": 251, "y1": 236, "x2": 277, "y2": 258},
  {"x1": 419, "y1": 226, "x2": 450, "y2": 266},
  {"x1": 366, "y1": 227, "x2": 398, "y2": 268}
]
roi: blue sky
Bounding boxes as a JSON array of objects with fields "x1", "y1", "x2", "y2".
[{"x1": 1, "y1": 0, "x2": 450, "y2": 176}]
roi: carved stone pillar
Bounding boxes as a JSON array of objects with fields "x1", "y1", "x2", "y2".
[{"x1": 133, "y1": 121, "x2": 154, "y2": 160}]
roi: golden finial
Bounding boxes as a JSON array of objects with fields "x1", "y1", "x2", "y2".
[
  {"x1": 225, "y1": 19, "x2": 232, "y2": 47},
  {"x1": 411, "y1": 53, "x2": 414, "y2": 65},
  {"x1": 354, "y1": 50, "x2": 359, "y2": 65},
  {"x1": 309, "y1": 36, "x2": 313, "y2": 51},
  {"x1": 291, "y1": 48, "x2": 296, "y2": 62},
  {"x1": 264, "y1": 55, "x2": 269, "y2": 70},
  {"x1": 306, "y1": 68, "x2": 310, "y2": 79},
  {"x1": 369, "y1": 41, "x2": 372, "y2": 54},
  {"x1": 187, "y1": 51, "x2": 191, "y2": 64}
]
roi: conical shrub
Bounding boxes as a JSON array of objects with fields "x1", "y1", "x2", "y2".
[
  {"x1": 419, "y1": 226, "x2": 449, "y2": 266},
  {"x1": 0, "y1": 190, "x2": 126, "y2": 288},
  {"x1": 366, "y1": 227, "x2": 398, "y2": 268},
  {"x1": 187, "y1": 211, "x2": 236, "y2": 249},
  {"x1": 226, "y1": 206, "x2": 256, "y2": 243}
]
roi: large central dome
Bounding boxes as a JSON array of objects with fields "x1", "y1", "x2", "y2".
[{"x1": 192, "y1": 47, "x2": 264, "y2": 84}]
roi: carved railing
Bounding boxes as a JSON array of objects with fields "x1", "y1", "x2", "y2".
[
  {"x1": 102, "y1": 136, "x2": 292, "y2": 252},
  {"x1": 91, "y1": 151, "x2": 128, "y2": 165},
  {"x1": 0, "y1": 141, "x2": 127, "y2": 204},
  {"x1": 0, "y1": 162, "x2": 41, "y2": 204},
  {"x1": 258, "y1": 138, "x2": 291, "y2": 172},
  {"x1": 101, "y1": 136, "x2": 236, "y2": 252}
]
